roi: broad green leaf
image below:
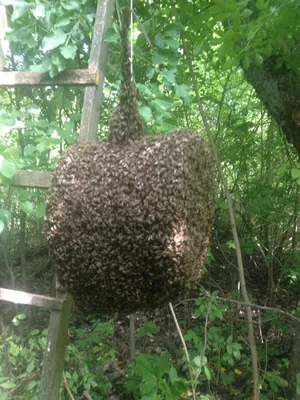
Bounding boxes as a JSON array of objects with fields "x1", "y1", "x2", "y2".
[
  {"x1": 242, "y1": 55, "x2": 251, "y2": 69},
  {"x1": 20, "y1": 201, "x2": 34, "y2": 215},
  {"x1": 165, "y1": 22, "x2": 184, "y2": 38},
  {"x1": 27, "y1": 360, "x2": 35, "y2": 374},
  {"x1": 35, "y1": 202, "x2": 46, "y2": 219},
  {"x1": 55, "y1": 17, "x2": 71, "y2": 28},
  {"x1": 241, "y1": 8, "x2": 253, "y2": 18},
  {"x1": 175, "y1": 84, "x2": 190, "y2": 100},
  {"x1": 193, "y1": 356, "x2": 202, "y2": 367},
  {"x1": 60, "y1": 45, "x2": 77, "y2": 59},
  {"x1": 160, "y1": 69, "x2": 176, "y2": 84},
  {"x1": 0, "y1": 156, "x2": 16, "y2": 179},
  {"x1": 61, "y1": 1, "x2": 80, "y2": 10},
  {"x1": 42, "y1": 30, "x2": 67, "y2": 52},
  {"x1": 169, "y1": 366, "x2": 178, "y2": 384},
  {"x1": 0, "y1": 382, "x2": 16, "y2": 389},
  {"x1": 8, "y1": 342, "x2": 19, "y2": 356},
  {"x1": 165, "y1": 38, "x2": 179, "y2": 49},
  {"x1": 291, "y1": 169, "x2": 300, "y2": 179},
  {"x1": 204, "y1": 365, "x2": 212, "y2": 381},
  {"x1": 23, "y1": 144, "x2": 35, "y2": 157},
  {"x1": 296, "y1": 373, "x2": 300, "y2": 394},
  {"x1": 0, "y1": 209, "x2": 11, "y2": 223},
  {"x1": 155, "y1": 33, "x2": 165, "y2": 49},
  {"x1": 11, "y1": 2, "x2": 33, "y2": 21},
  {"x1": 16, "y1": 313, "x2": 26, "y2": 320},
  {"x1": 254, "y1": 53, "x2": 264, "y2": 67},
  {"x1": 105, "y1": 28, "x2": 119, "y2": 43},
  {"x1": 139, "y1": 106, "x2": 153, "y2": 122},
  {"x1": 152, "y1": 51, "x2": 165, "y2": 65},
  {"x1": 36, "y1": 138, "x2": 50, "y2": 153},
  {"x1": 223, "y1": 58, "x2": 234, "y2": 70},
  {"x1": 27, "y1": 381, "x2": 37, "y2": 390}
]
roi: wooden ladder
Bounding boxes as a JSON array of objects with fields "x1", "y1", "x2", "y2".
[{"x1": 0, "y1": 1, "x2": 114, "y2": 398}]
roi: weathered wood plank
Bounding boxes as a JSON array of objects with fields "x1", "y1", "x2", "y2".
[
  {"x1": 79, "y1": 0, "x2": 114, "y2": 141},
  {"x1": 39, "y1": 293, "x2": 73, "y2": 400},
  {"x1": 0, "y1": 69, "x2": 100, "y2": 88},
  {"x1": 0, "y1": 288, "x2": 64, "y2": 311},
  {"x1": 12, "y1": 170, "x2": 52, "y2": 189},
  {"x1": 0, "y1": 6, "x2": 8, "y2": 72}
]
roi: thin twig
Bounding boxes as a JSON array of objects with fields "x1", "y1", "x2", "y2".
[
  {"x1": 8, "y1": 371, "x2": 39, "y2": 397},
  {"x1": 169, "y1": 302, "x2": 196, "y2": 400},
  {"x1": 173, "y1": 292, "x2": 300, "y2": 323},
  {"x1": 173, "y1": 11, "x2": 261, "y2": 399},
  {"x1": 132, "y1": 10, "x2": 153, "y2": 49},
  {"x1": 63, "y1": 371, "x2": 75, "y2": 400}
]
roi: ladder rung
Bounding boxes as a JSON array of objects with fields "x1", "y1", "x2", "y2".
[
  {"x1": 12, "y1": 170, "x2": 52, "y2": 189},
  {"x1": 0, "y1": 69, "x2": 100, "y2": 88},
  {"x1": 0, "y1": 288, "x2": 64, "y2": 310}
]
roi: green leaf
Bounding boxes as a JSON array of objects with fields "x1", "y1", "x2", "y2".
[
  {"x1": 11, "y1": 2, "x2": 33, "y2": 21},
  {"x1": 42, "y1": 30, "x2": 67, "y2": 52},
  {"x1": 20, "y1": 201, "x2": 34, "y2": 215},
  {"x1": 223, "y1": 58, "x2": 235, "y2": 70},
  {"x1": 35, "y1": 202, "x2": 46, "y2": 219},
  {"x1": 60, "y1": 45, "x2": 77, "y2": 60},
  {"x1": 175, "y1": 84, "x2": 190, "y2": 100},
  {"x1": 105, "y1": 28, "x2": 119, "y2": 43},
  {"x1": 55, "y1": 17, "x2": 71, "y2": 28},
  {"x1": 254, "y1": 53, "x2": 264, "y2": 67},
  {"x1": 155, "y1": 33, "x2": 165, "y2": 49},
  {"x1": 61, "y1": 0, "x2": 80, "y2": 10},
  {"x1": 152, "y1": 51, "x2": 165, "y2": 65},
  {"x1": 193, "y1": 356, "x2": 202, "y2": 367},
  {"x1": 24, "y1": 144, "x2": 35, "y2": 157},
  {"x1": 296, "y1": 373, "x2": 300, "y2": 394},
  {"x1": 160, "y1": 69, "x2": 176, "y2": 84},
  {"x1": 169, "y1": 366, "x2": 178, "y2": 384},
  {"x1": 165, "y1": 22, "x2": 184, "y2": 38},
  {"x1": 0, "y1": 382, "x2": 16, "y2": 389},
  {"x1": 27, "y1": 360, "x2": 35, "y2": 374},
  {"x1": 204, "y1": 365, "x2": 212, "y2": 381},
  {"x1": 291, "y1": 169, "x2": 300, "y2": 179},
  {"x1": 0, "y1": 209, "x2": 11, "y2": 223},
  {"x1": 139, "y1": 106, "x2": 153, "y2": 122},
  {"x1": 165, "y1": 38, "x2": 179, "y2": 49},
  {"x1": 0, "y1": 220, "x2": 4, "y2": 234},
  {"x1": 241, "y1": 8, "x2": 253, "y2": 18},
  {"x1": 0, "y1": 156, "x2": 16, "y2": 179},
  {"x1": 8, "y1": 342, "x2": 19, "y2": 357},
  {"x1": 242, "y1": 55, "x2": 251, "y2": 69}
]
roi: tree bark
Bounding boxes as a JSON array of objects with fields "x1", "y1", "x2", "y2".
[{"x1": 244, "y1": 57, "x2": 300, "y2": 155}]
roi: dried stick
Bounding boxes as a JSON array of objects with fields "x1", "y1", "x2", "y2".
[
  {"x1": 63, "y1": 371, "x2": 75, "y2": 400},
  {"x1": 169, "y1": 302, "x2": 196, "y2": 400},
  {"x1": 173, "y1": 293, "x2": 300, "y2": 323},
  {"x1": 180, "y1": 36, "x2": 261, "y2": 400},
  {"x1": 170, "y1": 4, "x2": 261, "y2": 398}
]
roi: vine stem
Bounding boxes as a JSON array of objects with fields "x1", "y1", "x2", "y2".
[{"x1": 169, "y1": 302, "x2": 197, "y2": 400}]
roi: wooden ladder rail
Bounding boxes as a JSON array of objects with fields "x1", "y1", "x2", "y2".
[{"x1": 0, "y1": 1, "x2": 114, "y2": 399}]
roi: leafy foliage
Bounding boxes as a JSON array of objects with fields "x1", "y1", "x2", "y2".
[{"x1": 0, "y1": 0, "x2": 299, "y2": 399}]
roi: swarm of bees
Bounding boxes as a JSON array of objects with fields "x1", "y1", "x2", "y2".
[{"x1": 44, "y1": 9, "x2": 214, "y2": 314}]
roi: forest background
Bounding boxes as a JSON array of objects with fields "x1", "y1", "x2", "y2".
[{"x1": 0, "y1": 0, "x2": 299, "y2": 399}]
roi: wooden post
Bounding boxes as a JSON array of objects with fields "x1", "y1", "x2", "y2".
[
  {"x1": 0, "y1": 5, "x2": 8, "y2": 71},
  {"x1": 79, "y1": 0, "x2": 115, "y2": 142},
  {"x1": 39, "y1": 292, "x2": 73, "y2": 400}
]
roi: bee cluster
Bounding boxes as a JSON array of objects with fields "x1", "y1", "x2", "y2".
[{"x1": 44, "y1": 9, "x2": 214, "y2": 314}]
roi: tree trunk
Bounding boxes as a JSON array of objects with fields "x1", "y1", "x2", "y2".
[{"x1": 287, "y1": 317, "x2": 300, "y2": 399}]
